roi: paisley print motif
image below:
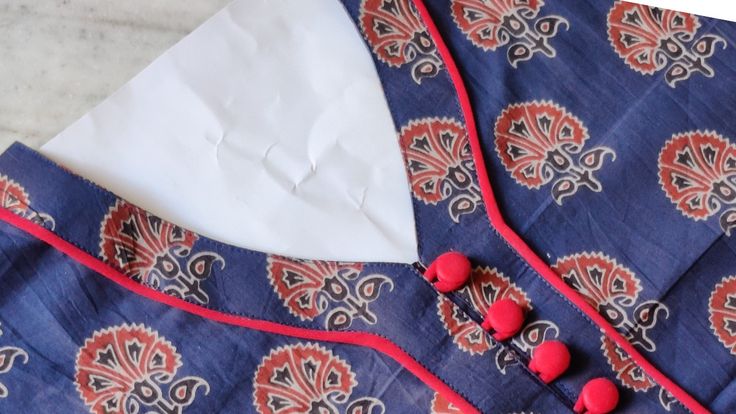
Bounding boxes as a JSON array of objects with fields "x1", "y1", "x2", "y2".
[
  {"x1": 709, "y1": 275, "x2": 736, "y2": 355},
  {"x1": 658, "y1": 131, "x2": 736, "y2": 235},
  {"x1": 451, "y1": 0, "x2": 568, "y2": 67},
  {"x1": 100, "y1": 200, "x2": 224, "y2": 304},
  {"x1": 0, "y1": 174, "x2": 55, "y2": 229},
  {"x1": 437, "y1": 266, "x2": 530, "y2": 355},
  {"x1": 359, "y1": 0, "x2": 442, "y2": 83},
  {"x1": 267, "y1": 256, "x2": 393, "y2": 330},
  {"x1": 75, "y1": 324, "x2": 209, "y2": 414},
  {"x1": 659, "y1": 389, "x2": 677, "y2": 412},
  {"x1": 0, "y1": 323, "x2": 28, "y2": 399},
  {"x1": 553, "y1": 252, "x2": 668, "y2": 352},
  {"x1": 494, "y1": 101, "x2": 615, "y2": 204},
  {"x1": 400, "y1": 117, "x2": 481, "y2": 222},
  {"x1": 253, "y1": 343, "x2": 385, "y2": 414},
  {"x1": 607, "y1": 1, "x2": 726, "y2": 87},
  {"x1": 496, "y1": 320, "x2": 559, "y2": 374}
]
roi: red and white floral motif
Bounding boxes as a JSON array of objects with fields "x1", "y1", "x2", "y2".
[
  {"x1": 437, "y1": 267, "x2": 530, "y2": 355},
  {"x1": 100, "y1": 200, "x2": 224, "y2": 304},
  {"x1": 0, "y1": 175, "x2": 29, "y2": 216},
  {"x1": 709, "y1": 275, "x2": 736, "y2": 355},
  {"x1": 400, "y1": 117, "x2": 481, "y2": 222},
  {"x1": 600, "y1": 336, "x2": 675, "y2": 411},
  {"x1": 561, "y1": 252, "x2": 673, "y2": 409},
  {"x1": 75, "y1": 324, "x2": 209, "y2": 414},
  {"x1": 553, "y1": 252, "x2": 668, "y2": 352},
  {"x1": 0, "y1": 174, "x2": 55, "y2": 229},
  {"x1": 451, "y1": 0, "x2": 568, "y2": 67},
  {"x1": 607, "y1": 1, "x2": 726, "y2": 87},
  {"x1": 360, "y1": 0, "x2": 442, "y2": 83},
  {"x1": 430, "y1": 392, "x2": 462, "y2": 414},
  {"x1": 601, "y1": 336, "x2": 654, "y2": 392},
  {"x1": 658, "y1": 131, "x2": 736, "y2": 235},
  {"x1": 0, "y1": 323, "x2": 28, "y2": 399},
  {"x1": 553, "y1": 252, "x2": 641, "y2": 310},
  {"x1": 494, "y1": 101, "x2": 615, "y2": 204},
  {"x1": 267, "y1": 256, "x2": 393, "y2": 330},
  {"x1": 253, "y1": 343, "x2": 385, "y2": 414}
]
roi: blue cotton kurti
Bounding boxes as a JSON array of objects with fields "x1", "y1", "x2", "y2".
[{"x1": 0, "y1": 0, "x2": 735, "y2": 413}]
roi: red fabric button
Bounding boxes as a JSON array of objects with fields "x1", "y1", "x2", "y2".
[
  {"x1": 528, "y1": 340, "x2": 570, "y2": 384},
  {"x1": 481, "y1": 298, "x2": 524, "y2": 341},
  {"x1": 574, "y1": 377, "x2": 619, "y2": 414},
  {"x1": 424, "y1": 252, "x2": 471, "y2": 293}
]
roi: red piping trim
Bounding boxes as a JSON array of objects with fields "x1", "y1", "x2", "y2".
[
  {"x1": 0, "y1": 208, "x2": 480, "y2": 414},
  {"x1": 411, "y1": 1, "x2": 709, "y2": 413}
]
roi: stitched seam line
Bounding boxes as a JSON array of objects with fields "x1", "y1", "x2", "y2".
[
  {"x1": 10, "y1": 144, "x2": 563, "y2": 411},
  {"x1": 409, "y1": 1, "x2": 694, "y2": 412},
  {"x1": 0, "y1": 205, "x2": 489, "y2": 413}
]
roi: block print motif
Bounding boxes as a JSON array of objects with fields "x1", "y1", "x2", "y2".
[
  {"x1": 608, "y1": 1, "x2": 726, "y2": 87},
  {"x1": 267, "y1": 256, "x2": 393, "y2": 330}
]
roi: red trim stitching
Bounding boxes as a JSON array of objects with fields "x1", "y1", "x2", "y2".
[
  {"x1": 411, "y1": 1, "x2": 709, "y2": 413},
  {"x1": 0, "y1": 208, "x2": 480, "y2": 414}
]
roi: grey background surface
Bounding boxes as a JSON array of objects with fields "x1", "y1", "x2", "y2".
[{"x1": 0, "y1": 0, "x2": 230, "y2": 150}]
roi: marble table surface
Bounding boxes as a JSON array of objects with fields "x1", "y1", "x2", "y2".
[{"x1": 0, "y1": 0, "x2": 230, "y2": 151}]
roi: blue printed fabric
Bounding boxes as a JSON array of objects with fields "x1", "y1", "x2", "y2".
[{"x1": 0, "y1": 1, "x2": 734, "y2": 413}]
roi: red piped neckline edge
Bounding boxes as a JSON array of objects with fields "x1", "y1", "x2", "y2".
[
  {"x1": 0, "y1": 207, "x2": 481, "y2": 414},
  {"x1": 410, "y1": 0, "x2": 709, "y2": 413}
]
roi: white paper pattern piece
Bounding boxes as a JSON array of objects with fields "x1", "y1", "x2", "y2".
[
  {"x1": 628, "y1": 0, "x2": 736, "y2": 22},
  {"x1": 42, "y1": 0, "x2": 418, "y2": 263}
]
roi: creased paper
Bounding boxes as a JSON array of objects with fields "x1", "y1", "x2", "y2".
[{"x1": 41, "y1": 0, "x2": 418, "y2": 263}]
